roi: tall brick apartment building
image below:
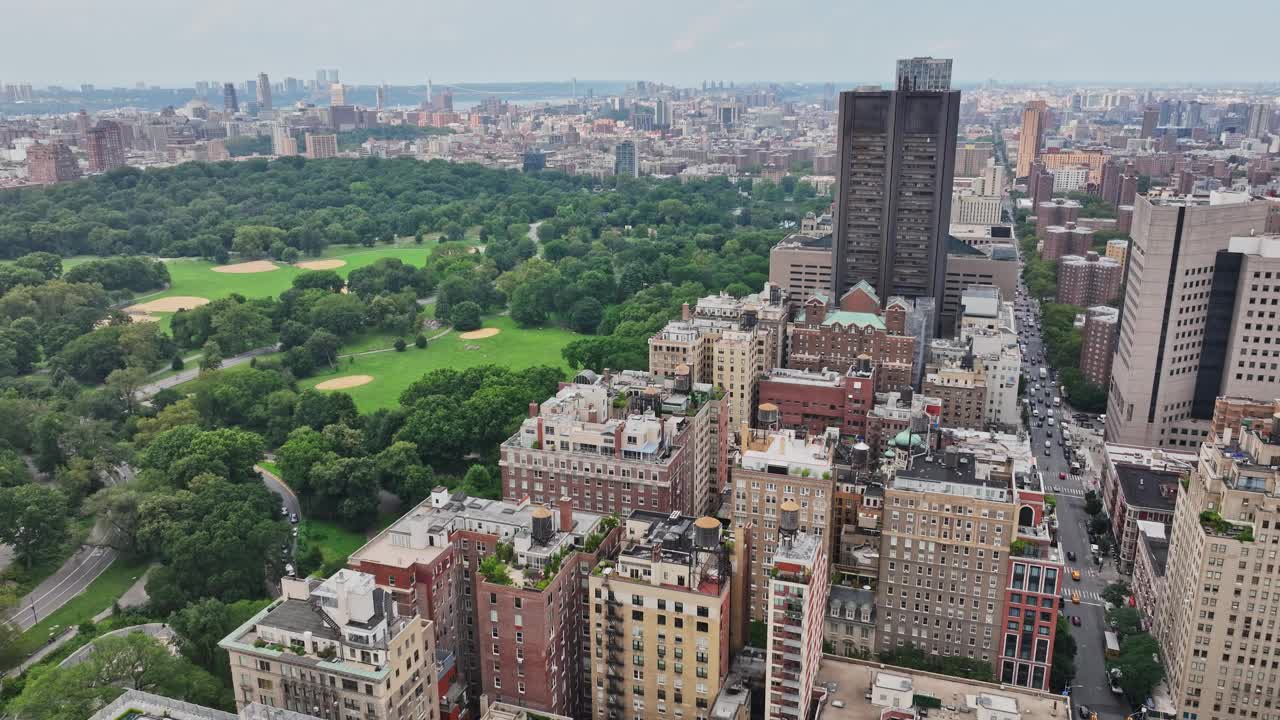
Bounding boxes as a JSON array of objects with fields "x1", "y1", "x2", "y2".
[
  {"x1": 787, "y1": 282, "x2": 915, "y2": 392},
  {"x1": 499, "y1": 372, "x2": 733, "y2": 517},
  {"x1": 1079, "y1": 306, "x2": 1119, "y2": 388},
  {"x1": 347, "y1": 489, "x2": 620, "y2": 719},
  {"x1": 1057, "y1": 252, "x2": 1123, "y2": 307}
]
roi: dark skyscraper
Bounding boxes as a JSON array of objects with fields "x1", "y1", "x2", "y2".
[
  {"x1": 223, "y1": 83, "x2": 238, "y2": 113},
  {"x1": 831, "y1": 88, "x2": 961, "y2": 312}
]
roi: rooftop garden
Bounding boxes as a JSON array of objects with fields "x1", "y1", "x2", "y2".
[{"x1": 1199, "y1": 510, "x2": 1254, "y2": 541}]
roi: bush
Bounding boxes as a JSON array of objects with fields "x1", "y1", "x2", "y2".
[
  {"x1": 394, "y1": 338, "x2": 407, "y2": 352},
  {"x1": 450, "y1": 301, "x2": 483, "y2": 331},
  {"x1": 415, "y1": 333, "x2": 427, "y2": 349},
  {"x1": 171, "y1": 354, "x2": 185, "y2": 371}
]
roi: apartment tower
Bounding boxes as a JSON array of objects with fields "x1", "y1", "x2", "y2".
[
  {"x1": 1014, "y1": 101, "x2": 1047, "y2": 178},
  {"x1": 1160, "y1": 424, "x2": 1280, "y2": 720},
  {"x1": 588, "y1": 511, "x2": 732, "y2": 720},
  {"x1": 831, "y1": 86, "x2": 961, "y2": 313},
  {"x1": 763, "y1": 504, "x2": 829, "y2": 720},
  {"x1": 1105, "y1": 194, "x2": 1272, "y2": 448}
]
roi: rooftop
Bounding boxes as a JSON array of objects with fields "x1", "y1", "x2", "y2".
[
  {"x1": 738, "y1": 427, "x2": 837, "y2": 476},
  {"x1": 1141, "y1": 532, "x2": 1170, "y2": 577},
  {"x1": 1115, "y1": 462, "x2": 1183, "y2": 511},
  {"x1": 827, "y1": 585, "x2": 875, "y2": 620},
  {"x1": 350, "y1": 491, "x2": 605, "y2": 570},
  {"x1": 773, "y1": 531, "x2": 823, "y2": 572},
  {"x1": 816, "y1": 657, "x2": 1063, "y2": 720}
]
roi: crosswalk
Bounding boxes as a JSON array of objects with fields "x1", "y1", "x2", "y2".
[{"x1": 1046, "y1": 485, "x2": 1085, "y2": 497}]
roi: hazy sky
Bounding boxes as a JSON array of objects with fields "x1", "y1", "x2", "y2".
[{"x1": 4, "y1": 0, "x2": 1277, "y2": 87}]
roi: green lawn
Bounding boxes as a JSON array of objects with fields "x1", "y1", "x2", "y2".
[
  {"x1": 300, "y1": 315, "x2": 577, "y2": 411},
  {"x1": 131, "y1": 244, "x2": 436, "y2": 309},
  {"x1": 298, "y1": 520, "x2": 367, "y2": 572},
  {"x1": 5, "y1": 558, "x2": 149, "y2": 667}
]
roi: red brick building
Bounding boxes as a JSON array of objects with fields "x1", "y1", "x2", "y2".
[
  {"x1": 1079, "y1": 306, "x2": 1119, "y2": 388},
  {"x1": 348, "y1": 489, "x2": 620, "y2": 720},
  {"x1": 85, "y1": 121, "x2": 125, "y2": 172},
  {"x1": 1057, "y1": 252, "x2": 1123, "y2": 307},
  {"x1": 756, "y1": 364, "x2": 877, "y2": 438},
  {"x1": 27, "y1": 142, "x2": 81, "y2": 184},
  {"x1": 1040, "y1": 223, "x2": 1094, "y2": 261},
  {"x1": 787, "y1": 282, "x2": 915, "y2": 392}
]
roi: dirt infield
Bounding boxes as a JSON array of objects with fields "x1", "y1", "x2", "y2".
[
  {"x1": 315, "y1": 375, "x2": 375, "y2": 390},
  {"x1": 212, "y1": 260, "x2": 279, "y2": 274},
  {"x1": 125, "y1": 296, "x2": 211, "y2": 313},
  {"x1": 295, "y1": 259, "x2": 347, "y2": 270},
  {"x1": 458, "y1": 328, "x2": 501, "y2": 340},
  {"x1": 127, "y1": 313, "x2": 160, "y2": 323}
]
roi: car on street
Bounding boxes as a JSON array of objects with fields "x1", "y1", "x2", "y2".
[
  {"x1": 1078, "y1": 704, "x2": 1091, "y2": 719},
  {"x1": 1071, "y1": 570, "x2": 1081, "y2": 581},
  {"x1": 1067, "y1": 551, "x2": 1077, "y2": 561},
  {"x1": 1059, "y1": 472, "x2": 1067, "y2": 479},
  {"x1": 1071, "y1": 591, "x2": 1081, "y2": 604},
  {"x1": 1071, "y1": 615, "x2": 1082, "y2": 627},
  {"x1": 290, "y1": 513, "x2": 299, "y2": 524},
  {"x1": 281, "y1": 505, "x2": 288, "y2": 516}
]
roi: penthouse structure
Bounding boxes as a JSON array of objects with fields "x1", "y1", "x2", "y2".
[
  {"x1": 347, "y1": 490, "x2": 617, "y2": 719},
  {"x1": 588, "y1": 511, "x2": 733, "y2": 720},
  {"x1": 1106, "y1": 195, "x2": 1274, "y2": 448},
  {"x1": 219, "y1": 569, "x2": 440, "y2": 720},
  {"x1": 922, "y1": 363, "x2": 988, "y2": 430},
  {"x1": 500, "y1": 382, "x2": 696, "y2": 517},
  {"x1": 1079, "y1": 306, "x2": 1119, "y2": 389},
  {"x1": 1160, "y1": 423, "x2": 1280, "y2": 720},
  {"x1": 942, "y1": 239, "x2": 1019, "y2": 333},
  {"x1": 787, "y1": 282, "x2": 915, "y2": 392},
  {"x1": 756, "y1": 364, "x2": 877, "y2": 440},
  {"x1": 763, "y1": 506, "x2": 829, "y2": 720},
  {"x1": 729, "y1": 427, "x2": 837, "y2": 621},
  {"x1": 877, "y1": 430, "x2": 1062, "y2": 690},
  {"x1": 1057, "y1": 252, "x2": 1123, "y2": 307},
  {"x1": 1099, "y1": 443, "x2": 1197, "y2": 573}
]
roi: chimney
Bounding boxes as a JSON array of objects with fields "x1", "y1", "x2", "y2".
[
  {"x1": 559, "y1": 496, "x2": 574, "y2": 533},
  {"x1": 528, "y1": 402, "x2": 539, "y2": 418},
  {"x1": 681, "y1": 303, "x2": 691, "y2": 321}
]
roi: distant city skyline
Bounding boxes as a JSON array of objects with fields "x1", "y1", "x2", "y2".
[{"x1": 2, "y1": 0, "x2": 1278, "y2": 87}]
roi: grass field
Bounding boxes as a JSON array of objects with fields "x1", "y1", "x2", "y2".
[
  {"x1": 300, "y1": 315, "x2": 577, "y2": 411},
  {"x1": 297, "y1": 519, "x2": 367, "y2": 573},
  {"x1": 6, "y1": 558, "x2": 149, "y2": 666},
  {"x1": 133, "y1": 243, "x2": 437, "y2": 307}
]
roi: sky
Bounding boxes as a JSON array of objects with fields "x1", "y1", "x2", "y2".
[{"x1": 4, "y1": 0, "x2": 1278, "y2": 88}]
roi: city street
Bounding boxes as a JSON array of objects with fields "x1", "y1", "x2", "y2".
[{"x1": 1016, "y1": 287, "x2": 1131, "y2": 720}]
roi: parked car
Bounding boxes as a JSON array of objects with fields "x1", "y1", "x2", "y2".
[{"x1": 290, "y1": 513, "x2": 299, "y2": 524}]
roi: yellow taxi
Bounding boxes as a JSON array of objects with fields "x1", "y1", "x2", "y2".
[
  {"x1": 1071, "y1": 570, "x2": 1082, "y2": 581},
  {"x1": 1071, "y1": 591, "x2": 1081, "y2": 604}
]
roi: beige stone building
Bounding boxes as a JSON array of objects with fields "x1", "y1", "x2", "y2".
[
  {"x1": 1160, "y1": 425, "x2": 1280, "y2": 720},
  {"x1": 1106, "y1": 195, "x2": 1274, "y2": 448},
  {"x1": 649, "y1": 283, "x2": 789, "y2": 429},
  {"x1": 729, "y1": 426, "x2": 838, "y2": 621},
  {"x1": 220, "y1": 570, "x2": 440, "y2": 720},
  {"x1": 923, "y1": 365, "x2": 988, "y2": 430},
  {"x1": 876, "y1": 448, "x2": 1020, "y2": 669},
  {"x1": 588, "y1": 511, "x2": 733, "y2": 720},
  {"x1": 768, "y1": 234, "x2": 833, "y2": 310}
]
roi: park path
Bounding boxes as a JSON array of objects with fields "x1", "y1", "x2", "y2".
[
  {"x1": 135, "y1": 344, "x2": 278, "y2": 399},
  {"x1": 5, "y1": 566, "x2": 153, "y2": 678}
]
